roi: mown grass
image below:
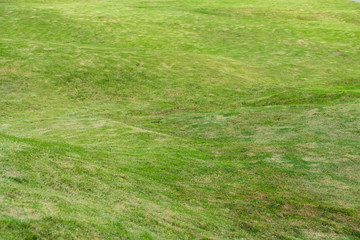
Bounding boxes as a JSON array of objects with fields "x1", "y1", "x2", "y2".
[{"x1": 1, "y1": 0, "x2": 360, "y2": 239}]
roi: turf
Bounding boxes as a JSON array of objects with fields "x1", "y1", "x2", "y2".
[{"x1": 1, "y1": 0, "x2": 360, "y2": 239}]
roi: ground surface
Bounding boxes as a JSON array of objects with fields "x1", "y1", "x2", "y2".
[{"x1": 1, "y1": 0, "x2": 360, "y2": 239}]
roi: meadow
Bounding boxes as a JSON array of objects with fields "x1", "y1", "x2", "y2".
[{"x1": 1, "y1": 0, "x2": 360, "y2": 239}]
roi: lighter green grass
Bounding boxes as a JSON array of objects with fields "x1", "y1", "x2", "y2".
[{"x1": 1, "y1": 0, "x2": 360, "y2": 239}]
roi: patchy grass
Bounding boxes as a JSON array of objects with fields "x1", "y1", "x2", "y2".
[{"x1": 1, "y1": 0, "x2": 360, "y2": 239}]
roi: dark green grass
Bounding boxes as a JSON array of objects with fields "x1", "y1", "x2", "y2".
[{"x1": 1, "y1": 0, "x2": 360, "y2": 239}]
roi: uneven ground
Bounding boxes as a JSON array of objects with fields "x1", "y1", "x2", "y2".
[{"x1": 1, "y1": 0, "x2": 360, "y2": 239}]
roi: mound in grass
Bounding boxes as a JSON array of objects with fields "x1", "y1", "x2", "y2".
[{"x1": 1, "y1": 0, "x2": 360, "y2": 239}]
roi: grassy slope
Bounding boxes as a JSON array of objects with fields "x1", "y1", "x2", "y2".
[{"x1": 1, "y1": 0, "x2": 360, "y2": 239}]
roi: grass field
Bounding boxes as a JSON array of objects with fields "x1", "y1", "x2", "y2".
[{"x1": 1, "y1": 0, "x2": 360, "y2": 239}]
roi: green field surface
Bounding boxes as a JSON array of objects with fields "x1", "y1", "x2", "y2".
[{"x1": 1, "y1": 0, "x2": 360, "y2": 239}]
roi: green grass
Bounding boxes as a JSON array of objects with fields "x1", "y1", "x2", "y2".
[{"x1": 1, "y1": 0, "x2": 360, "y2": 239}]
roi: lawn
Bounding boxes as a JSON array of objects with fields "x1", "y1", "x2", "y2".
[{"x1": 1, "y1": 0, "x2": 360, "y2": 239}]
